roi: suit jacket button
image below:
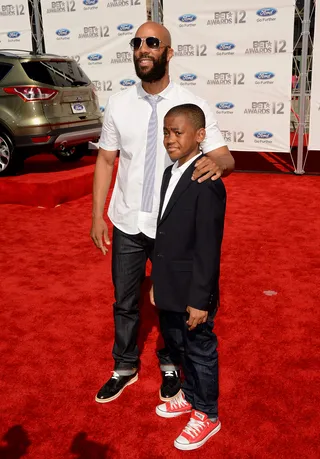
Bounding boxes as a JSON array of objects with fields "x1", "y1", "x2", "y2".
[
  {"x1": 157, "y1": 253, "x2": 164, "y2": 258},
  {"x1": 159, "y1": 231, "x2": 165, "y2": 235}
]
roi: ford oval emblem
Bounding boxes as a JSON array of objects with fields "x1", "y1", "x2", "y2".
[
  {"x1": 216, "y1": 42, "x2": 235, "y2": 51},
  {"x1": 56, "y1": 28, "x2": 70, "y2": 37},
  {"x1": 73, "y1": 103, "x2": 84, "y2": 110},
  {"x1": 120, "y1": 79, "x2": 136, "y2": 87},
  {"x1": 83, "y1": 0, "x2": 98, "y2": 5},
  {"x1": 180, "y1": 73, "x2": 197, "y2": 82},
  {"x1": 7, "y1": 31, "x2": 20, "y2": 39},
  {"x1": 88, "y1": 53, "x2": 102, "y2": 61},
  {"x1": 179, "y1": 14, "x2": 197, "y2": 23},
  {"x1": 256, "y1": 8, "x2": 277, "y2": 17},
  {"x1": 117, "y1": 23, "x2": 134, "y2": 32},
  {"x1": 254, "y1": 131, "x2": 273, "y2": 139},
  {"x1": 216, "y1": 102, "x2": 234, "y2": 110},
  {"x1": 255, "y1": 71, "x2": 275, "y2": 80}
]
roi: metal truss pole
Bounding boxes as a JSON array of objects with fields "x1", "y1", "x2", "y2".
[
  {"x1": 29, "y1": 0, "x2": 44, "y2": 54},
  {"x1": 152, "y1": 0, "x2": 160, "y2": 23},
  {"x1": 296, "y1": 0, "x2": 311, "y2": 175}
]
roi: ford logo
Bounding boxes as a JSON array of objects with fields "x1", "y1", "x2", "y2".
[
  {"x1": 179, "y1": 14, "x2": 197, "y2": 23},
  {"x1": 256, "y1": 8, "x2": 277, "y2": 17},
  {"x1": 7, "y1": 31, "x2": 20, "y2": 39},
  {"x1": 117, "y1": 23, "x2": 134, "y2": 32},
  {"x1": 73, "y1": 103, "x2": 84, "y2": 110},
  {"x1": 180, "y1": 73, "x2": 197, "y2": 82},
  {"x1": 254, "y1": 131, "x2": 273, "y2": 139},
  {"x1": 83, "y1": 0, "x2": 98, "y2": 5},
  {"x1": 216, "y1": 102, "x2": 234, "y2": 110},
  {"x1": 216, "y1": 42, "x2": 235, "y2": 51},
  {"x1": 255, "y1": 71, "x2": 275, "y2": 80},
  {"x1": 88, "y1": 53, "x2": 102, "y2": 61},
  {"x1": 56, "y1": 28, "x2": 70, "y2": 37},
  {"x1": 120, "y1": 79, "x2": 136, "y2": 87}
]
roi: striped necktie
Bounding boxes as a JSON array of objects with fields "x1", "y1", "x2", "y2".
[{"x1": 141, "y1": 95, "x2": 161, "y2": 213}]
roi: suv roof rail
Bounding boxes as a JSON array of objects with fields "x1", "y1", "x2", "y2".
[
  {"x1": 0, "y1": 49, "x2": 34, "y2": 56},
  {"x1": 0, "y1": 49, "x2": 73, "y2": 59}
]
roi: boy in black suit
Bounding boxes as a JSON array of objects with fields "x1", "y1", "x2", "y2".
[{"x1": 150, "y1": 104, "x2": 226, "y2": 451}]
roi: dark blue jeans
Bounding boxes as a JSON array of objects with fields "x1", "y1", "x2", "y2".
[
  {"x1": 112, "y1": 227, "x2": 176, "y2": 374},
  {"x1": 159, "y1": 309, "x2": 219, "y2": 418}
]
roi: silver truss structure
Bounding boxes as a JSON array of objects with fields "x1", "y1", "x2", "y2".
[
  {"x1": 291, "y1": 0, "x2": 315, "y2": 174},
  {"x1": 28, "y1": 0, "x2": 44, "y2": 54},
  {"x1": 151, "y1": 0, "x2": 162, "y2": 23}
]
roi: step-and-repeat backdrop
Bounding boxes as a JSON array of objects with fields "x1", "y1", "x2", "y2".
[
  {"x1": 0, "y1": 0, "x2": 32, "y2": 49},
  {"x1": 309, "y1": 1, "x2": 320, "y2": 150},
  {"x1": 163, "y1": 0, "x2": 295, "y2": 152},
  {"x1": 41, "y1": 0, "x2": 147, "y2": 110}
]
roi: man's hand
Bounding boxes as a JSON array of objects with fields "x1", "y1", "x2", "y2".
[
  {"x1": 192, "y1": 156, "x2": 226, "y2": 183},
  {"x1": 186, "y1": 306, "x2": 208, "y2": 331},
  {"x1": 90, "y1": 217, "x2": 110, "y2": 255},
  {"x1": 149, "y1": 285, "x2": 155, "y2": 306}
]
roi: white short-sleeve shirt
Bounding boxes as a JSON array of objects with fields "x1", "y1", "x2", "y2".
[{"x1": 99, "y1": 81, "x2": 226, "y2": 239}]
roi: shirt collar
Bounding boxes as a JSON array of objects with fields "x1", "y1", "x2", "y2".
[
  {"x1": 137, "y1": 78, "x2": 175, "y2": 100},
  {"x1": 171, "y1": 152, "x2": 203, "y2": 176}
]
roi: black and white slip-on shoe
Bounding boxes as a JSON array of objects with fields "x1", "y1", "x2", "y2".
[
  {"x1": 159, "y1": 370, "x2": 181, "y2": 401},
  {"x1": 95, "y1": 371, "x2": 138, "y2": 403}
]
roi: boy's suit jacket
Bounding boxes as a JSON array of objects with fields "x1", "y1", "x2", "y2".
[{"x1": 152, "y1": 155, "x2": 226, "y2": 313}]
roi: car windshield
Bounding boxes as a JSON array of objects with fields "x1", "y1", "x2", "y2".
[{"x1": 21, "y1": 60, "x2": 91, "y2": 87}]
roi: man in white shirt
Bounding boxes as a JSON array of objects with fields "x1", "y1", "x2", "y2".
[{"x1": 91, "y1": 21, "x2": 234, "y2": 404}]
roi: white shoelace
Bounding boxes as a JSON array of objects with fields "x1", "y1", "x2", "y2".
[
  {"x1": 183, "y1": 418, "x2": 206, "y2": 439},
  {"x1": 170, "y1": 391, "x2": 188, "y2": 409},
  {"x1": 164, "y1": 370, "x2": 178, "y2": 378}
]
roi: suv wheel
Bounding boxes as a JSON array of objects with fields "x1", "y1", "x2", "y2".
[
  {"x1": 0, "y1": 131, "x2": 19, "y2": 176},
  {"x1": 55, "y1": 143, "x2": 88, "y2": 162}
]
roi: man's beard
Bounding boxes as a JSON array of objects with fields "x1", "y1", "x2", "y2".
[{"x1": 134, "y1": 48, "x2": 168, "y2": 83}]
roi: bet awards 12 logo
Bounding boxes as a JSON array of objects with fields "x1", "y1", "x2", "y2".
[
  {"x1": 92, "y1": 80, "x2": 112, "y2": 92},
  {"x1": 207, "y1": 10, "x2": 246, "y2": 26},
  {"x1": 107, "y1": 0, "x2": 140, "y2": 7},
  {"x1": 244, "y1": 102, "x2": 284, "y2": 115},
  {"x1": 46, "y1": 1, "x2": 76, "y2": 14},
  {"x1": 221, "y1": 131, "x2": 245, "y2": 144},
  {"x1": 0, "y1": 3, "x2": 25, "y2": 15},
  {"x1": 207, "y1": 73, "x2": 245, "y2": 86},
  {"x1": 78, "y1": 26, "x2": 109, "y2": 39},
  {"x1": 110, "y1": 52, "x2": 132, "y2": 64},
  {"x1": 245, "y1": 40, "x2": 287, "y2": 54},
  {"x1": 176, "y1": 44, "x2": 207, "y2": 57}
]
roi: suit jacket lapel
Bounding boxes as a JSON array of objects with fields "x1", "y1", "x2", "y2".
[
  {"x1": 159, "y1": 156, "x2": 200, "y2": 225},
  {"x1": 158, "y1": 166, "x2": 172, "y2": 225}
]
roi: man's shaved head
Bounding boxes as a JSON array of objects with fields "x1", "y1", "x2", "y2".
[
  {"x1": 133, "y1": 21, "x2": 173, "y2": 83},
  {"x1": 135, "y1": 22, "x2": 171, "y2": 47}
]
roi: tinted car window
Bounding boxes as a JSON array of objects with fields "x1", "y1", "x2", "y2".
[
  {"x1": 21, "y1": 60, "x2": 91, "y2": 87},
  {"x1": 0, "y1": 63, "x2": 13, "y2": 82}
]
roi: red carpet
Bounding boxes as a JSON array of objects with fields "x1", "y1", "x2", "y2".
[
  {"x1": 0, "y1": 172, "x2": 320, "y2": 458},
  {"x1": 0, "y1": 154, "x2": 96, "y2": 208}
]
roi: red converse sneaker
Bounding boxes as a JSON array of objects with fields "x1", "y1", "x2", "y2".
[
  {"x1": 174, "y1": 410, "x2": 221, "y2": 451},
  {"x1": 156, "y1": 390, "x2": 192, "y2": 418}
]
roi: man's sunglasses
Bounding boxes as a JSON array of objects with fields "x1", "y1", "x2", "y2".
[{"x1": 129, "y1": 37, "x2": 169, "y2": 50}]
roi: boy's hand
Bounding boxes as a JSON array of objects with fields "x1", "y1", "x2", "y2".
[
  {"x1": 186, "y1": 306, "x2": 208, "y2": 331},
  {"x1": 150, "y1": 285, "x2": 155, "y2": 306}
]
